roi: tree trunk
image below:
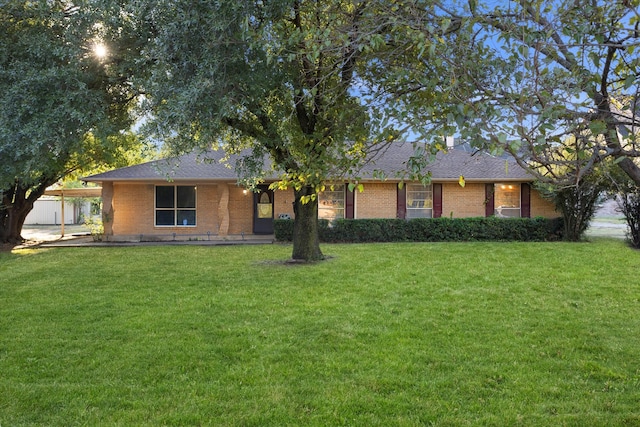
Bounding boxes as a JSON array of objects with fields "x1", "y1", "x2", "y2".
[
  {"x1": 0, "y1": 202, "x2": 29, "y2": 245},
  {"x1": 598, "y1": 95, "x2": 640, "y2": 187},
  {"x1": 616, "y1": 158, "x2": 640, "y2": 188},
  {"x1": 0, "y1": 207, "x2": 30, "y2": 244},
  {"x1": 0, "y1": 182, "x2": 44, "y2": 244},
  {"x1": 291, "y1": 185, "x2": 324, "y2": 261}
]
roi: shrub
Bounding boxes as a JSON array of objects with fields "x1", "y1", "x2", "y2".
[
  {"x1": 274, "y1": 217, "x2": 563, "y2": 243},
  {"x1": 273, "y1": 218, "x2": 294, "y2": 241},
  {"x1": 537, "y1": 178, "x2": 604, "y2": 242},
  {"x1": 274, "y1": 219, "x2": 331, "y2": 242},
  {"x1": 84, "y1": 216, "x2": 104, "y2": 242},
  {"x1": 616, "y1": 191, "x2": 640, "y2": 248}
]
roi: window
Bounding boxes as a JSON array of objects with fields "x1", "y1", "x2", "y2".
[
  {"x1": 406, "y1": 184, "x2": 433, "y2": 218},
  {"x1": 257, "y1": 192, "x2": 272, "y2": 219},
  {"x1": 155, "y1": 185, "x2": 196, "y2": 226},
  {"x1": 318, "y1": 185, "x2": 344, "y2": 220},
  {"x1": 494, "y1": 183, "x2": 520, "y2": 217}
]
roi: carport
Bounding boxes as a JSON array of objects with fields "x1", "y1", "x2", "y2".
[{"x1": 43, "y1": 187, "x2": 102, "y2": 237}]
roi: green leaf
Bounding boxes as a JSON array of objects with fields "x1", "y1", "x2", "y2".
[
  {"x1": 518, "y1": 45, "x2": 529, "y2": 58},
  {"x1": 588, "y1": 120, "x2": 607, "y2": 135},
  {"x1": 623, "y1": 75, "x2": 636, "y2": 89}
]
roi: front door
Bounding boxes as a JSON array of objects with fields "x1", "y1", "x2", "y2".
[{"x1": 253, "y1": 186, "x2": 274, "y2": 234}]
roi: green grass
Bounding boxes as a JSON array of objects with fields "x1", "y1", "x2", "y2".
[{"x1": 1, "y1": 240, "x2": 640, "y2": 426}]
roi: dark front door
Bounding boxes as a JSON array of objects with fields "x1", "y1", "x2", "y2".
[{"x1": 253, "y1": 186, "x2": 274, "y2": 234}]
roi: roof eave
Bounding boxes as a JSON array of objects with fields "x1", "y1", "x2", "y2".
[{"x1": 357, "y1": 177, "x2": 535, "y2": 183}]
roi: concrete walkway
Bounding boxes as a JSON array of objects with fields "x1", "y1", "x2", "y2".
[
  {"x1": 41, "y1": 235, "x2": 276, "y2": 248},
  {"x1": 18, "y1": 225, "x2": 275, "y2": 248},
  {"x1": 22, "y1": 224, "x2": 92, "y2": 241}
]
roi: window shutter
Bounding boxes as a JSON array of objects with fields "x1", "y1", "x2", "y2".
[
  {"x1": 485, "y1": 183, "x2": 495, "y2": 217},
  {"x1": 521, "y1": 183, "x2": 531, "y2": 218},
  {"x1": 397, "y1": 185, "x2": 406, "y2": 219},
  {"x1": 345, "y1": 184, "x2": 355, "y2": 219},
  {"x1": 433, "y1": 183, "x2": 443, "y2": 218}
]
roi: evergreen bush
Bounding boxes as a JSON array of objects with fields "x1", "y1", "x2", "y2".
[{"x1": 274, "y1": 217, "x2": 563, "y2": 243}]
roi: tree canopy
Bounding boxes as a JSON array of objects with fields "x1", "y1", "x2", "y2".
[
  {"x1": 383, "y1": 0, "x2": 640, "y2": 186},
  {"x1": 140, "y1": 0, "x2": 451, "y2": 260},
  {"x1": 0, "y1": 0, "x2": 144, "y2": 243}
]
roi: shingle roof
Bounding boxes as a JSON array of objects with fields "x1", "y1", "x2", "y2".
[
  {"x1": 84, "y1": 150, "x2": 247, "y2": 182},
  {"x1": 84, "y1": 143, "x2": 533, "y2": 183},
  {"x1": 359, "y1": 144, "x2": 531, "y2": 181}
]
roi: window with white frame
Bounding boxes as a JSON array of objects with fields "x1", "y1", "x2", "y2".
[
  {"x1": 406, "y1": 184, "x2": 433, "y2": 218},
  {"x1": 318, "y1": 185, "x2": 344, "y2": 221},
  {"x1": 494, "y1": 183, "x2": 520, "y2": 217},
  {"x1": 155, "y1": 185, "x2": 197, "y2": 226}
]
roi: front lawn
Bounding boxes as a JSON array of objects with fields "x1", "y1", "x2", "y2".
[{"x1": 1, "y1": 240, "x2": 639, "y2": 426}]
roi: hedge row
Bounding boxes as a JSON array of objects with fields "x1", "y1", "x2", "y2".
[{"x1": 274, "y1": 217, "x2": 564, "y2": 243}]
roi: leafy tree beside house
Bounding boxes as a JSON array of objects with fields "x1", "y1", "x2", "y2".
[
  {"x1": 524, "y1": 133, "x2": 610, "y2": 241},
  {"x1": 0, "y1": 1, "x2": 147, "y2": 244},
  {"x1": 536, "y1": 177, "x2": 606, "y2": 241},
  {"x1": 139, "y1": 0, "x2": 457, "y2": 261},
  {"x1": 379, "y1": 1, "x2": 640, "y2": 206}
]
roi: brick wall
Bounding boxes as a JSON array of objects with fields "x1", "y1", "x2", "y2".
[
  {"x1": 273, "y1": 188, "x2": 295, "y2": 219},
  {"x1": 112, "y1": 183, "x2": 154, "y2": 235},
  {"x1": 530, "y1": 190, "x2": 558, "y2": 218},
  {"x1": 107, "y1": 180, "x2": 559, "y2": 239},
  {"x1": 356, "y1": 183, "x2": 397, "y2": 218},
  {"x1": 112, "y1": 183, "x2": 219, "y2": 237},
  {"x1": 227, "y1": 185, "x2": 253, "y2": 235},
  {"x1": 110, "y1": 183, "x2": 296, "y2": 238},
  {"x1": 441, "y1": 183, "x2": 487, "y2": 218},
  {"x1": 354, "y1": 181, "x2": 557, "y2": 219},
  {"x1": 197, "y1": 185, "x2": 218, "y2": 232}
]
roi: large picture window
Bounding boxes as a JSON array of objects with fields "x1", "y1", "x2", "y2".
[
  {"x1": 494, "y1": 183, "x2": 520, "y2": 217},
  {"x1": 318, "y1": 185, "x2": 345, "y2": 221},
  {"x1": 406, "y1": 184, "x2": 433, "y2": 218},
  {"x1": 155, "y1": 185, "x2": 196, "y2": 226}
]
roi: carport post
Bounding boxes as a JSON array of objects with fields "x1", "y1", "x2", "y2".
[{"x1": 60, "y1": 190, "x2": 65, "y2": 237}]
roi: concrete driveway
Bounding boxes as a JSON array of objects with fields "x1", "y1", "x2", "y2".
[{"x1": 21, "y1": 224, "x2": 92, "y2": 242}]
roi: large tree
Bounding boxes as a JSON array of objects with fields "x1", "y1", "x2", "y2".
[
  {"x1": 381, "y1": 0, "x2": 640, "y2": 187},
  {"x1": 140, "y1": 0, "x2": 449, "y2": 261},
  {"x1": 0, "y1": 1, "x2": 144, "y2": 244}
]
